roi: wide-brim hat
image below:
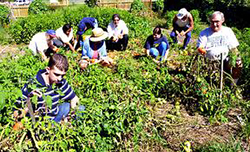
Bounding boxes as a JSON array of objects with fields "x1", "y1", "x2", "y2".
[
  {"x1": 89, "y1": 28, "x2": 108, "y2": 42},
  {"x1": 177, "y1": 8, "x2": 188, "y2": 19}
]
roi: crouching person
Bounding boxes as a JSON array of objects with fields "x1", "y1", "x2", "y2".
[
  {"x1": 29, "y1": 30, "x2": 59, "y2": 61},
  {"x1": 144, "y1": 26, "x2": 170, "y2": 63},
  {"x1": 14, "y1": 54, "x2": 85, "y2": 123},
  {"x1": 79, "y1": 28, "x2": 113, "y2": 70}
]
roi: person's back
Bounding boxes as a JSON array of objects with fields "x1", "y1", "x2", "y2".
[{"x1": 29, "y1": 32, "x2": 48, "y2": 55}]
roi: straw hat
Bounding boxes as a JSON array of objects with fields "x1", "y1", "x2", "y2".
[{"x1": 90, "y1": 28, "x2": 108, "y2": 42}]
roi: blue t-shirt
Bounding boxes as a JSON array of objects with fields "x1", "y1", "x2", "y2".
[
  {"x1": 144, "y1": 35, "x2": 169, "y2": 50},
  {"x1": 16, "y1": 69, "x2": 76, "y2": 119}
]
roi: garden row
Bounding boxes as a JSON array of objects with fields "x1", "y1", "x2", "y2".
[{"x1": 0, "y1": 4, "x2": 250, "y2": 151}]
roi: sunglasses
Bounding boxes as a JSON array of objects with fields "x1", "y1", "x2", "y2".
[{"x1": 53, "y1": 72, "x2": 65, "y2": 77}]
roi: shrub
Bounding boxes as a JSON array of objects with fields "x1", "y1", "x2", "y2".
[
  {"x1": 28, "y1": 0, "x2": 50, "y2": 15},
  {"x1": 9, "y1": 5, "x2": 151, "y2": 44},
  {"x1": 0, "y1": 5, "x2": 10, "y2": 26},
  {"x1": 130, "y1": 0, "x2": 144, "y2": 12}
]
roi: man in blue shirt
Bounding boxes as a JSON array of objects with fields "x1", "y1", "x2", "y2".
[
  {"x1": 14, "y1": 54, "x2": 84, "y2": 123},
  {"x1": 75, "y1": 17, "x2": 98, "y2": 50}
]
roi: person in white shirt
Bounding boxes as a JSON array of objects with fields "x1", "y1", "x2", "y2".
[
  {"x1": 29, "y1": 30, "x2": 58, "y2": 61},
  {"x1": 55, "y1": 24, "x2": 75, "y2": 52},
  {"x1": 197, "y1": 11, "x2": 242, "y2": 84},
  {"x1": 170, "y1": 8, "x2": 194, "y2": 49},
  {"x1": 106, "y1": 14, "x2": 129, "y2": 51}
]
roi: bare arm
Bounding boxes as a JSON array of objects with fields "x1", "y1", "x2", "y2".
[
  {"x1": 70, "y1": 95, "x2": 79, "y2": 109},
  {"x1": 184, "y1": 15, "x2": 194, "y2": 34}
]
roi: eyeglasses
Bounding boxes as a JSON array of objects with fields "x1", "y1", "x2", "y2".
[{"x1": 53, "y1": 72, "x2": 65, "y2": 77}]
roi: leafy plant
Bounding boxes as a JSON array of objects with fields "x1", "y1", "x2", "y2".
[
  {"x1": 0, "y1": 5, "x2": 10, "y2": 26},
  {"x1": 130, "y1": 0, "x2": 144, "y2": 12},
  {"x1": 28, "y1": 0, "x2": 50, "y2": 15}
]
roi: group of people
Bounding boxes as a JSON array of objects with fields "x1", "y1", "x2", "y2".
[{"x1": 14, "y1": 9, "x2": 242, "y2": 124}]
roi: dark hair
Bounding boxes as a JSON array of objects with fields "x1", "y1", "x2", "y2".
[
  {"x1": 48, "y1": 54, "x2": 69, "y2": 72},
  {"x1": 112, "y1": 14, "x2": 120, "y2": 21},
  {"x1": 62, "y1": 24, "x2": 72, "y2": 34},
  {"x1": 153, "y1": 26, "x2": 161, "y2": 35}
]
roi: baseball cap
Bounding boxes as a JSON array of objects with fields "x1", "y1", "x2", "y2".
[
  {"x1": 177, "y1": 8, "x2": 188, "y2": 19},
  {"x1": 77, "y1": 23, "x2": 86, "y2": 35},
  {"x1": 46, "y1": 30, "x2": 56, "y2": 37}
]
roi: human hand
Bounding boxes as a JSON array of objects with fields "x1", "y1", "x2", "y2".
[
  {"x1": 145, "y1": 49, "x2": 150, "y2": 56},
  {"x1": 180, "y1": 31, "x2": 185, "y2": 36},
  {"x1": 79, "y1": 60, "x2": 89, "y2": 70},
  {"x1": 112, "y1": 36, "x2": 118, "y2": 42},
  {"x1": 176, "y1": 31, "x2": 180, "y2": 37},
  {"x1": 198, "y1": 47, "x2": 206, "y2": 55},
  {"x1": 236, "y1": 58, "x2": 243, "y2": 68},
  {"x1": 53, "y1": 47, "x2": 60, "y2": 53},
  {"x1": 118, "y1": 34, "x2": 123, "y2": 39},
  {"x1": 13, "y1": 107, "x2": 29, "y2": 119},
  {"x1": 29, "y1": 89, "x2": 43, "y2": 98}
]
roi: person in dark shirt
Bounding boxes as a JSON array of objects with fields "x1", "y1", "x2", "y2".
[
  {"x1": 144, "y1": 26, "x2": 170, "y2": 63},
  {"x1": 75, "y1": 17, "x2": 98, "y2": 50}
]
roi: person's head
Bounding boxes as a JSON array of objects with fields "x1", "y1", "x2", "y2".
[
  {"x1": 177, "y1": 8, "x2": 188, "y2": 21},
  {"x1": 46, "y1": 30, "x2": 56, "y2": 39},
  {"x1": 62, "y1": 24, "x2": 72, "y2": 36},
  {"x1": 209, "y1": 11, "x2": 225, "y2": 32},
  {"x1": 112, "y1": 14, "x2": 120, "y2": 26},
  {"x1": 89, "y1": 28, "x2": 108, "y2": 43},
  {"x1": 77, "y1": 23, "x2": 87, "y2": 35},
  {"x1": 153, "y1": 26, "x2": 162, "y2": 40},
  {"x1": 46, "y1": 54, "x2": 69, "y2": 84}
]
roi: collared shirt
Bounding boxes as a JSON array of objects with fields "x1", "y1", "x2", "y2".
[
  {"x1": 107, "y1": 19, "x2": 128, "y2": 38},
  {"x1": 16, "y1": 69, "x2": 76, "y2": 119},
  {"x1": 197, "y1": 26, "x2": 239, "y2": 60}
]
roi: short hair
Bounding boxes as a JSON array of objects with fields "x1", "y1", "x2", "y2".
[
  {"x1": 48, "y1": 54, "x2": 69, "y2": 72},
  {"x1": 112, "y1": 14, "x2": 120, "y2": 21},
  {"x1": 209, "y1": 11, "x2": 225, "y2": 22},
  {"x1": 62, "y1": 24, "x2": 72, "y2": 34},
  {"x1": 153, "y1": 26, "x2": 161, "y2": 35}
]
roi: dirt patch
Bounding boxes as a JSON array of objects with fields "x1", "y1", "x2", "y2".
[
  {"x1": 0, "y1": 44, "x2": 26, "y2": 59},
  {"x1": 143, "y1": 102, "x2": 244, "y2": 151}
]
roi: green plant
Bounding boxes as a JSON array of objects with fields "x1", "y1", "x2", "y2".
[
  {"x1": 153, "y1": 0, "x2": 164, "y2": 12},
  {"x1": 130, "y1": 0, "x2": 144, "y2": 12},
  {"x1": 0, "y1": 5, "x2": 10, "y2": 26},
  {"x1": 28, "y1": 0, "x2": 50, "y2": 15}
]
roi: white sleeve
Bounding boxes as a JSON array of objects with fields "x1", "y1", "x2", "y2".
[
  {"x1": 121, "y1": 20, "x2": 128, "y2": 35},
  {"x1": 107, "y1": 23, "x2": 114, "y2": 38},
  {"x1": 228, "y1": 28, "x2": 239, "y2": 49},
  {"x1": 197, "y1": 31, "x2": 207, "y2": 48}
]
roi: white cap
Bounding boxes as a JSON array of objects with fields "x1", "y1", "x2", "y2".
[{"x1": 177, "y1": 8, "x2": 188, "y2": 19}]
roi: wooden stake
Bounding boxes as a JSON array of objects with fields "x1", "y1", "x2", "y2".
[{"x1": 220, "y1": 53, "x2": 223, "y2": 101}]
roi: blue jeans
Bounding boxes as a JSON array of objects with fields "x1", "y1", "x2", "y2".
[
  {"x1": 149, "y1": 42, "x2": 168, "y2": 61},
  {"x1": 53, "y1": 102, "x2": 85, "y2": 123},
  {"x1": 170, "y1": 24, "x2": 191, "y2": 49}
]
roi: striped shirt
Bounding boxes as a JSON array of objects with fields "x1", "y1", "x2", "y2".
[{"x1": 16, "y1": 69, "x2": 76, "y2": 119}]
